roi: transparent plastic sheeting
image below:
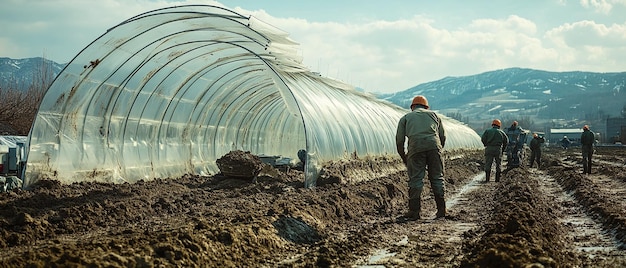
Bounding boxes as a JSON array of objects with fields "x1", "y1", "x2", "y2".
[
  {"x1": 23, "y1": 5, "x2": 483, "y2": 189},
  {"x1": 0, "y1": 136, "x2": 27, "y2": 151}
]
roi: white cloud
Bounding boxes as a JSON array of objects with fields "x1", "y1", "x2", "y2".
[
  {"x1": 270, "y1": 12, "x2": 624, "y2": 92},
  {"x1": 547, "y1": 20, "x2": 626, "y2": 47},
  {"x1": 2, "y1": 0, "x2": 626, "y2": 93},
  {"x1": 545, "y1": 20, "x2": 626, "y2": 71},
  {"x1": 271, "y1": 14, "x2": 552, "y2": 91},
  {"x1": 580, "y1": 0, "x2": 614, "y2": 13},
  {"x1": 0, "y1": 0, "x2": 222, "y2": 61},
  {"x1": 235, "y1": 10, "x2": 603, "y2": 92},
  {"x1": 580, "y1": 0, "x2": 626, "y2": 13}
]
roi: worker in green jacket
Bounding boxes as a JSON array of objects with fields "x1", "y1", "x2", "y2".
[
  {"x1": 529, "y1": 133, "x2": 545, "y2": 168},
  {"x1": 481, "y1": 119, "x2": 509, "y2": 182},
  {"x1": 396, "y1": 95, "x2": 447, "y2": 221},
  {"x1": 580, "y1": 125, "x2": 595, "y2": 174}
]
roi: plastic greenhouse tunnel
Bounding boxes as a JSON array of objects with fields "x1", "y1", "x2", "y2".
[{"x1": 23, "y1": 5, "x2": 483, "y2": 189}]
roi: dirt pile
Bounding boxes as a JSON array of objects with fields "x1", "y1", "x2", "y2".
[
  {"x1": 216, "y1": 150, "x2": 264, "y2": 179},
  {"x1": 461, "y1": 167, "x2": 576, "y2": 267}
]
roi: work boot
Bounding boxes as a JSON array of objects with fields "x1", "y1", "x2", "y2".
[
  {"x1": 495, "y1": 171, "x2": 501, "y2": 182},
  {"x1": 402, "y1": 210, "x2": 420, "y2": 221},
  {"x1": 435, "y1": 196, "x2": 446, "y2": 219},
  {"x1": 405, "y1": 187, "x2": 422, "y2": 221},
  {"x1": 485, "y1": 170, "x2": 490, "y2": 182}
]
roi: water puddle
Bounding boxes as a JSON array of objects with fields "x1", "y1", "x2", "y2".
[
  {"x1": 446, "y1": 172, "x2": 485, "y2": 207},
  {"x1": 360, "y1": 249, "x2": 396, "y2": 267}
]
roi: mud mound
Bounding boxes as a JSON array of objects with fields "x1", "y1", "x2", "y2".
[
  {"x1": 461, "y1": 168, "x2": 576, "y2": 267},
  {"x1": 216, "y1": 150, "x2": 264, "y2": 179}
]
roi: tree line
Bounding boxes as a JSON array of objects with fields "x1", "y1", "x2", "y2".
[{"x1": 0, "y1": 58, "x2": 53, "y2": 135}]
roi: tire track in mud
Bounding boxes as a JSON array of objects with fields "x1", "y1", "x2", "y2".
[
  {"x1": 531, "y1": 167, "x2": 626, "y2": 267},
  {"x1": 357, "y1": 160, "x2": 579, "y2": 266},
  {"x1": 541, "y1": 148, "x2": 626, "y2": 267},
  {"x1": 279, "y1": 150, "x2": 488, "y2": 267},
  {"x1": 551, "y1": 152, "x2": 626, "y2": 245},
  {"x1": 355, "y1": 172, "x2": 499, "y2": 267},
  {"x1": 274, "y1": 148, "x2": 625, "y2": 267},
  {"x1": 357, "y1": 159, "x2": 625, "y2": 267}
]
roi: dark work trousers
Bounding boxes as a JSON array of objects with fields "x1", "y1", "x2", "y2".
[
  {"x1": 529, "y1": 149, "x2": 541, "y2": 167},
  {"x1": 484, "y1": 146, "x2": 502, "y2": 174},
  {"x1": 582, "y1": 145, "x2": 593, "y2": 174},
  {"x1": 406, "y1": 149, "x2": 445, "y2": 197}
]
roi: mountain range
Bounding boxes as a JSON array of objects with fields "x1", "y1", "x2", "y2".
[
  {"x1": 376, "y1": 68, "x2": 626, "y2": 131},
  {"x1": 1, "y1": 57, "x2": 625, "y2": 133},
  {"x1": 0, "y1": 57, "x2": 65, "y2": 91}
]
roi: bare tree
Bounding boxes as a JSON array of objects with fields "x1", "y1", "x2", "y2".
[
  {"x1": 446, "y1": 112, "x2": 470, "y2": 124},
  {"x1": 0, "y1": 57, "x2": 52, "y2": 135}
]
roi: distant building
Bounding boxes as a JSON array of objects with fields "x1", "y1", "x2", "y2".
[
  {"x1": 548, "y1": 128, "x2": 583, "y2": 146},
  {"x1": 606, "y1": 117, "x2": 626, "y2": 144},
  {"x1": 0, "y1": 136, "x2": 27, "y2": 177}
]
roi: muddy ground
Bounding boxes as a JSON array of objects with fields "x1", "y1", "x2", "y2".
[{"x1": 1, "y1": 146, "x2": 626, "y2": 267}]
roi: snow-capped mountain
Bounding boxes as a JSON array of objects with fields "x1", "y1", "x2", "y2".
[
  {"x1": 377, "y1": 67, "x2": 626, "y2": 130},
  {"x1": 0, "y1": 57, "x2": 66, "y2": 90}
]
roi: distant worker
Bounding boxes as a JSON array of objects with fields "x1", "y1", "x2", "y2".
[
  {"x1": 481, "y1": 119, "x2": 509, "y2": 182},
  {"x1": 580, "y1": 125, "x2": 595, "y2": 174},
  {"x1": 560, "y1": 136, "x2": 571, "y2": 150},
  {"x1": 529, "y1": 133, "x2": 545, "y2": 168},
  {"x1": 396, "y1": 95, "x2": 447, "y2": 221},
  {"x1": 505, "y1": 121, "x2": 525, "y2": 167}
]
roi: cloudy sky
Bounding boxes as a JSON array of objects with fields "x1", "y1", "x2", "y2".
[{"x1": 2, "y1": 0, "x2": 626, "y2": 93}]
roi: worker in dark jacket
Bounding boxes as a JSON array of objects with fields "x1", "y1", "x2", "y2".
[
  {"x1": 396, "y1": 95, "x2": 447, "y2": 221},
  {"x1": 505, "y1": 121, "x2": 525, "y2": 166},
  {"x1": 560, "y1": 136, "x2": 571, "y2": 149},
  {"x1": 481, "y1": 119, "x2": 509, "y2": 182},
  {"x1": 580, "y1": 125, "x2": 595, "y2": 174},
  {"x1": 529, "y1": 133, "x2": 545, "y2": 168}
]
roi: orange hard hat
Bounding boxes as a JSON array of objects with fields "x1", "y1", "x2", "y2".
[
  {"x1": 492, "y1": 119, "x2": 502, "y2": 127},
  {"x1": 583, "y1": 125, "x2": 589, "y2": 130},
  {"x1": 411, "y1": 95, "x2": 429, "y2": 109}
]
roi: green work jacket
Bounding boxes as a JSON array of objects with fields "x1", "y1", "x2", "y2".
[{"x1": 395, "y1": 108, "x2": 446, "y2": 154}]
